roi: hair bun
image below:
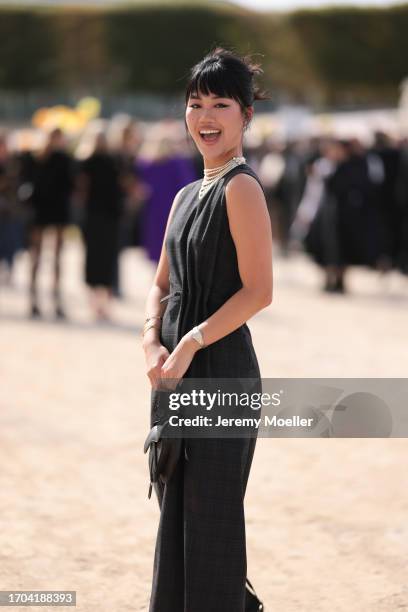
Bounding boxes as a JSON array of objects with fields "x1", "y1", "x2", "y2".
[
  {"x1": 244, "y1": 57, "x2": 264, "y2": 78},
  {"x1": 242, "y1": 53, "x2": 269, "y2": 101},
  {"x1": 184, "y1": 46, "x2": 271, "y2": 109}
]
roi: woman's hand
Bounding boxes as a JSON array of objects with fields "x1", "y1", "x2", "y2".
[
  {"x1": 159, "y1": 335, "x2": 200, "y2": 390},
  {"x1": 143, "y1": 341, "x2": 171, "y2": 390}
]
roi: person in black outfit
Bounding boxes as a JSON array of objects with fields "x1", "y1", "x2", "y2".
[
  {"x1": 142, "y1": 48, "x2": 272, "y2": 611},
  {"x1": 371, "y1": 131, "x2": 404, "y2": 271},
  {"x1": 29, "y1": 128, "x2": 74, "y2": 319},
  {"x1": 395, "y1": 139, "x2": 408, "y2": 275},
  {"x1": 304, "y1": 138, "x2": 384, "y2": 293},
  {"x1": 274, "y1": 140, "x2": 307, "y2": 256},
  {"x1": 111, "y1": 124, "x2": 146, "y2": 297},
  {"x1": 78, "y1": 132, "x2": 123, "y2": 321},
  {"x1": 0, "y1": 135, "x2": 24, "y2": 283}
]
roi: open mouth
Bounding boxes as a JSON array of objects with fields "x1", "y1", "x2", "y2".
[{"x1": 199, "y1": 129, "x2": 221, "y2": 144}]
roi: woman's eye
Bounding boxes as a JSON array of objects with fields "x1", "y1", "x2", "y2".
[{"x1": 189, "y1": 103, "x2": 228, "y2": 109}]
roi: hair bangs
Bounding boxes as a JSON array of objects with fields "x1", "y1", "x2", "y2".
[{"x1": 185, "y1": 62, "x2": 241, "y2": 107}]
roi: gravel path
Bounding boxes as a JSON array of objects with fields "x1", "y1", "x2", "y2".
[{"x1": 1, "y1": 235, "x2": 408, "y2": 611}]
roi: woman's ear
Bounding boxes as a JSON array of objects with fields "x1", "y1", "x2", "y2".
[{"x1": 244, "y1": 106, "x2": 254, "y2": 129}]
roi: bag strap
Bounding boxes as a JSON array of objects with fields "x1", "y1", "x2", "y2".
[
  {"x1": 147, "y1": 443, "x2": 158, "y2": 499},
  {"x1": 246, "y1": 578, "x2": 263, "y2": 609}
]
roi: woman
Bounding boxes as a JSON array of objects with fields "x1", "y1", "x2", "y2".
[
  {"x1": 29, "y1": 128, "x2": 74, "y2": 318},
  {"x1": 142, "y1": 47, "x2": 273, "y2": 611},
  {"x1": 303, "y1": 138, "x2": 384, "y2": 293},
  {"x1": 78, "y1": 132, "x2": 123, "y2": 321}
]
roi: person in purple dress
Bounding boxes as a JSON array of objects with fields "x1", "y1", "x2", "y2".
[{"x1": 137, "y1": 132, "x2": 198, "y2": 264}]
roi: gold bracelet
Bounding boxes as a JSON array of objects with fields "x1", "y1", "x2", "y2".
[
  {"x1": 143, "y1": 320, "x2": 160, "y2": 332},
  {"x1": 142, "y1": 321, "x2": 161, "y2": 338},
  {"x1": 143, "y1": 321, "x2": 161, "y2": 327},
  {"x1": 145, "y1": 315, "x2": 162, "y2": 323}
]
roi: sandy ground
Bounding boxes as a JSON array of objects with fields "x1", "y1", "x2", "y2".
[{"x1": 1, "y1": 234, "x2": 408, "y2": 612}]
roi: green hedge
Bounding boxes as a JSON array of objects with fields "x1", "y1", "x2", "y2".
[
  {"x1": 0, "y1": 12, "x2": 58, "y2": 89},
  {"x1": 290, "y1": 6, "x2": 408, "y2": 103},
  {"x1": 0, "y1": 4, "x2": 407, "y2": 105}
]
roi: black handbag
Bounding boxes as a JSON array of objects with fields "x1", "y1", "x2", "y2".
[
  {"x1": 245, "y1": 577, "x2": 264, "y2": 611},
  {"x1": 143, "y1": 417, "x2": 182, "y2": 499}
]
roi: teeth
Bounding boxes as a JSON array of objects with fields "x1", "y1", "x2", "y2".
[{"x1": 200, "y1": 130, "x2": 221, "y2": 135}]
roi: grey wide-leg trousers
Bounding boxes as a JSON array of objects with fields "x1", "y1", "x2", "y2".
[{"x1": 148, "y1": 435, "x2": 257, "y2": 612}]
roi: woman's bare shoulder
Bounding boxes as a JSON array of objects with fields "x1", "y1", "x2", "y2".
[{"x1": 224, "y1": 171, "x2": 266, "y2": 210}]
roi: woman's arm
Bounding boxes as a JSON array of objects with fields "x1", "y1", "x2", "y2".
[{"x1": 142, "y1": 185, "x2": 185, "y2": 346}]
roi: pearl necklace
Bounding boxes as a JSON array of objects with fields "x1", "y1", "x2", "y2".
[{"x1": 199, "y1": 155, "x2": 246, "y2": 199}]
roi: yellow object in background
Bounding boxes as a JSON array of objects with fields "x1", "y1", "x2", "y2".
[{"x1": 31, "y1": 97, "x2": 101, "y2": 133}]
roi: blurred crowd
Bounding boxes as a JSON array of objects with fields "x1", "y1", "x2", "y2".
[
  {"x1": 0, "y1": 119, "x2": 199, "y2": 320},
  {"x1": 250, "y1": 130, "x2": 408, "y2": 292},
  {"x1": 1, "y1": 117, "x2": 408, "y2": 322}
]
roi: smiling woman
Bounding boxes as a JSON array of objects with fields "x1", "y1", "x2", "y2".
[
  {"x1": 184, "y1": 46, "x2": 269, "y2": 170},
  {"x1": 142, "y1": 46, "x2": 272, "y2": 612}
]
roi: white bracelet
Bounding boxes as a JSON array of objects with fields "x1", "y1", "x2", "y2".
[{"x1": 190, "y1": 325, "x2": 205, "y2": 348}]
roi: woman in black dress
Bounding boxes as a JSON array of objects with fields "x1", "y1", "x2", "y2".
[
  {"x1": 304, "y1": 138, "x2": 384, "y2": 293},
  {"x1": 29, "y1": 128, "x2": 74, "y2": 318},
  {"x1": 142, "y1": 48, "x2": 273, "y2": 611},
  {"x1": 78, "y1": 133, "x2": 124, "y2": 321}
]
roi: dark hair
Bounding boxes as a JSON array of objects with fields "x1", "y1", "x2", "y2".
[{"x1": 184, "y1": 46, "x2": 270, "y2": 121}]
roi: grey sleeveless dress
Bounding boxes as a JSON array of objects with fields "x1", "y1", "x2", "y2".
[{"x1": 148, "y1": 163, "x2": 265, "y2": 612}]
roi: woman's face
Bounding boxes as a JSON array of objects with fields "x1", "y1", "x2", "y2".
[{"x1": 185, "y1": 90, "x2": 249, "y2": 162}]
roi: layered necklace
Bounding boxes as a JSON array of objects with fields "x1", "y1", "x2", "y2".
[{"x1": 199, "y1": 155, "x2": 246, "y2": 200}]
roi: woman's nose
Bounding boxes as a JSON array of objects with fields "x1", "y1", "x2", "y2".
[{"x1": 200, "y1": 108, "x2": 215, "y2": 119}]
